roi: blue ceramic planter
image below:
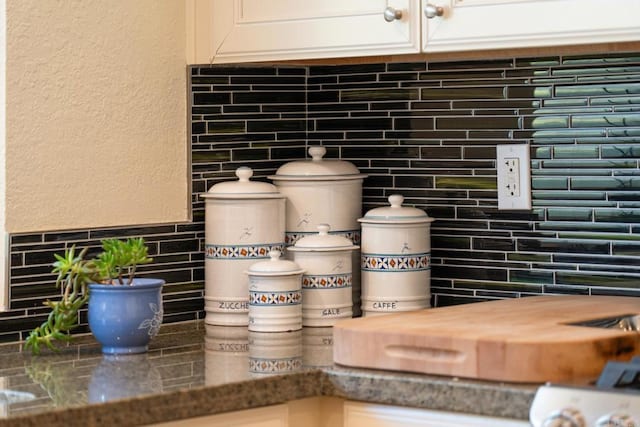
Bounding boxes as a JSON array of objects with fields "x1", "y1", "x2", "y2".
[{"x1": 88, "y1": 278, "x2": 164, "y2": 355}]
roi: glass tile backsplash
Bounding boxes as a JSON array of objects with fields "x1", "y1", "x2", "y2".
[{"x1": 3, "y1": 51, "x2": 640, "y2": 343}]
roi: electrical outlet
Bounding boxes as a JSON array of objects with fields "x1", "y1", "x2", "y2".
[{"x1": 497, "y1": 144, "x2": 531, "y2": 210}]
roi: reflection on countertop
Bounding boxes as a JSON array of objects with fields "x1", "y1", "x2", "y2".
[{"x1": 0, "y1": 321, "x2": 536, "y2": 426}]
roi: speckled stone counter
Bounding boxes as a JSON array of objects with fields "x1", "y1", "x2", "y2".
[{"x1": 0, "y1": 321, "x2": 536, "y2": 426}]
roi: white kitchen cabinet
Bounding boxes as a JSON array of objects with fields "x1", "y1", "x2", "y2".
[
  {"x1": 343, "y1": 401, "x2": 529, "y2": 427},
  {"x1": 146, "y1": 397, "x2": 343, "y2": 427},
  {"x1": 422, "y1": 0, "x2": 640, "y2": 53},
  {"x1": 187, "y1": 0, "x2": 421, "y2": 64},
  {"x1": 187, "y1": 0, "x2": 640, "y2": 64}
]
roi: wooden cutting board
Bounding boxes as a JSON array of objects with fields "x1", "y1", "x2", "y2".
[{"x1": 333, "y1": 295, "x2": 640, "y2": 383}]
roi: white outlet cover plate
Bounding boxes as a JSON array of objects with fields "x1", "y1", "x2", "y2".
[{"x1": 496, "y1": 144, "x2": 532, "y2": 210}]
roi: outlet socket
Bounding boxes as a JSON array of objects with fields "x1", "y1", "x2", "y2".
[{"x1": 497, "y1": 144, "x2": 531, "y2": 210}]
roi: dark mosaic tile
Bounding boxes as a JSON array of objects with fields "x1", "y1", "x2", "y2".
[
  {"x1": 193, "y1": 92, "x2": 230, "y2": 105},
  {"x1": 517, "y1": 238, "x2": 610, "y2": 254},
  {"x1": 309, "y1": 63, "x2": 386, "y2": 75},
  {"x1": 556, "y1": 272, "x2": 640, "y2": 288},
  {"x1": 434, "y1": 295, "x2": 496, "y2": 307},
  {"x1": 422, "y1": 86, "x2": 505, "y2": 100},
  {"x1": 436, "y1": 116, "x2": 519, "y2": 130}
]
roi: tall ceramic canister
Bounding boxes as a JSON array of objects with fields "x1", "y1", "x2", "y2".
[
  {"x1": 288, "y1": 224, "x2": 358, "y2": 326},
  {"x1": 201, "y1": 167, "x2": 285, "y2": 326},
  {"x1": 268, "y1": 146, "x2": 367, "y2": 316},
  {"x1": 359, "y1": 194, "x2": 435, "y2": 316},
  {"x1": 245, "y1": 250, "x2": 304, "y2": 332}
]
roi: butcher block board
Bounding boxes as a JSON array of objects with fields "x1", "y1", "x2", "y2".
[{"x1": 333, "y1": 295, "x2": 640, "y2": 383}]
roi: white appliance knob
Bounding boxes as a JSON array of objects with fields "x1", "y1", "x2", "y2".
[
  {"x1": 543, "y1": 408, "x2": 586, "y2": 427},
  {"x1": 596, "y1": 413, "x2": 637, "y2": 427}
]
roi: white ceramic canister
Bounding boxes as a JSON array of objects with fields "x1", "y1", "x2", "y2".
[
  {"x1": 359, "y1": 194, "x2": 435, "y2": 316},
  {"x1": 268, "y1": 146, "x2": 367, "y2": 316},
  {"x1": 248, "y1": 330, "x2": 302, "y2": 377},
  {"x1": 287, "y1": 224, "x2": 358, "y2": 326},
  {"x1": 245, "y1": 250, "x2": 304, "y2": 332},
  {"x1": 201, "y1": 167, "x2": 285, "y2": 326}
]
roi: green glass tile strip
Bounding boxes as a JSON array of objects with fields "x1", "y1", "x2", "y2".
[
  {"x1": 509, "y1": 270, "x2": 553, "y2": 284},
  {"x1": 526, "y1": 116, "x2": 569, "y2": 129},
  {"x1": 533, "y1": 201, "x2": 614, "y2": 208},
  {"x1": 557, "y1": 232, "x2": 640, "y2": 241},
  {"x1": 552, "y1": 66, "x2": 640, "y2": 76},
  {"x1": 594, "y1": 208, "x2": 640, "y2": 223},
  {"x1": 532, "y1": 129, "x2": 606, "y2": 139},
  {"x1": 612, "y1": 242, "x2": 640, "y2": 256},
  {"x1": 556, "y1": 272, "x2": 640, "y2": 288},
  {"x1": 571, "y1": 114, "x2": 640, "y2": 128},
  {"x1": 533, "y1": 147, "x2": 552, "y2": 159},
  {"x1": 601, "y1": 145, "x2": 640, "y2": 158},
  {"x1": 435, "y1": 176, "x2": 497, "y2": 189},
  {"x1": 571, "y1": 177, "x2": 640, "y2": 190},
  {"x1": 532, "y1": 177, "x2": 568, "y2": 190},
  {"x1": 507, "y1": 253, "x2": 552, "y2": 262},
  {"x1": 538, "y1": 222, "x2": 629, "y2": 233},
  {"x1": 591, "y1": 96, "x2": 640, "y2": 105},
  {"x1": 542, "y1": 98, "x2": 588, "y2": 107},
  {"x1": 562, "y1": 55, "x2": 640, "y2": 65},
  {"x1": 192, "y1": 150, "x2": 231, "y2": 162},
  {"x1": 452, "y1": 279, "x2": 542, "y2": 293},
  {"x1": 555, "y1": 83, "x2": 640, "y2": 97},
  {"x1": 540, "y1": 159, "x2": 636, "y2": 168},
  {"x1": 534, "y1": 107, "x2": 610, "y2": 115},
  {"x1": 547, "y1": 208, "x2": 593, "y2": 221},
  {"x1": 533, "y1": 169, "x2": 613, "y2": 177},
  {"x1": 553, "y1": 145, "x2": 599, "y2": 158},
  {"x1": 531, "y1": 190, "x2": 605, "y2": 200}
]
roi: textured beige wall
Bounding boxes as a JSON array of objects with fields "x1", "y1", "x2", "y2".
[{"x1": 5, "y1": 0, "x2": 188, "y2": 233}]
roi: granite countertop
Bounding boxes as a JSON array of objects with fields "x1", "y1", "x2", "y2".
[{"x1": 0, "y1": 321, "x2": 537, "y2": 427}]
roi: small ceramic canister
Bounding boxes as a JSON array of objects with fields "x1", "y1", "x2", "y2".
[
  {"x1": 359, "y1": 194, "x2": 435, "y2": 316},
  {"x1": 288, "y1": 224, "x2": 358, "y2": 326},
  {"x1": 245, "y1": 250, "x2": 304, "y2": 332},
  {"x1": 201, "y1": 167, "x2": 285, "y2": 326}
]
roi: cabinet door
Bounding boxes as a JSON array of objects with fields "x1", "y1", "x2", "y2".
[
  {"x1": 188, "y1": 0, "x2": 421, "y2": 64},
  {"x1": 148, "y1": 404, "x2": 288, "y2": 427},
  {"x1": 421, "y1": 0, "x2": 640, "y2": 53},
  {"x1": 344, "y1": 401, "x2": 529, "y2": 427}
]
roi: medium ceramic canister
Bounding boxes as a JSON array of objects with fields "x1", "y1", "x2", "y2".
[
  {"x1": 245, "y1": 250, "x2": 304, "y2": 332},
  {"x1": 359, "y1": 194, "x2": 435, "y2": 316},
  {"x1": 268, "y1": 146, "x2": 367, "y2": 316},
  {"x1": 287, "y1": 224, "x2": 358, "y2": 326},
  {"x1": 201, "y1": 167, "x2": 285, "y2": 326}
]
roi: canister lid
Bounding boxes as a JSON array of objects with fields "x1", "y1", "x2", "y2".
[
  {"x1": 246, "y1": 250, "x2": 305, "y2": 276},
  {"x1": 202, "y1": 167, "x2": 283, "y2": 199},
  {"x1": 268, "y1": 146, "x2": 367, "y2": 181},
  {"x1": 288, "y1": 224, "x2": 358, "y2": 252},
  {"x1": 359, "y1": 195, "x2": 435, "y2": 224}
]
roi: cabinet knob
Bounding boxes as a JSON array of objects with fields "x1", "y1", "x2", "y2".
[
  {"x1": 424, "y1": 3, "x2": 444, "y2": 19},
  {"x1": 383, "y1": 6, "x2": 403, "y2": 22}
]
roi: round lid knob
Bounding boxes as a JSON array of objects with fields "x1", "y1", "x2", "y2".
[
  {"x1": 269, "y1": 147, "x2": 366, "y2": 180},
  {"x1": 289, "y1": 224, "x2": 358, "y2": 251},
  {"x1": 246, "y1": 250, "x2": 304, "y2": 276},
  {"x1": 359, "y1": 194, "x2": 434, "y2": 224},
  {"x1": 203, "y1": 167, "x2": 282, "y2": 198}
]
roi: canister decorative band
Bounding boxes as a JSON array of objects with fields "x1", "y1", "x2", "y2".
[
  {"x1": 205, "y1": 243, "x2": 285, "y2": 260},
  {"x1": 249, "y1": 291, "x2": 302, "y2": 306},
  {"x1": 285, "y1": 229, "x2": 360, "y2": 246},
  {"x1": 249, "y1": 357, "x2": 302, "y2": 373},
  {"x1": 302, "y1": 273, "x2": 352, "y2": 289},
  {"x1": 361, "y1": 253, "x2": 431, "y2": 272}
]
